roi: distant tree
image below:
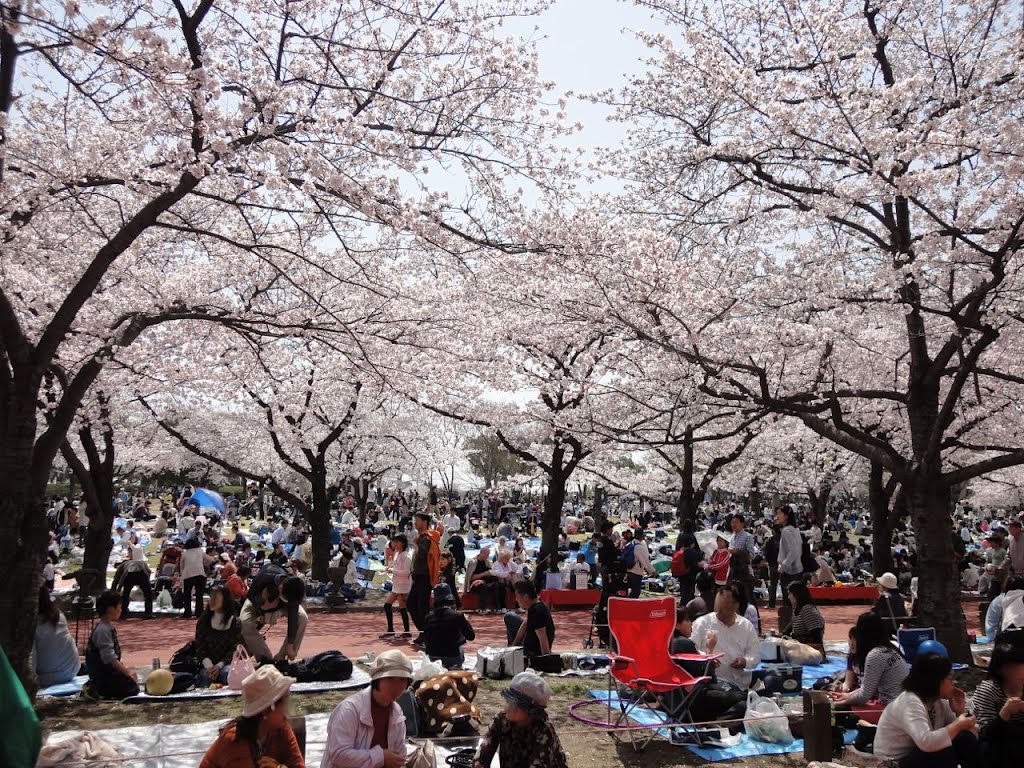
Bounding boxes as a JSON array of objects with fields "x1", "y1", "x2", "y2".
[{"x1": 466, "y1": 432, "x2": 531, "y2": 489}]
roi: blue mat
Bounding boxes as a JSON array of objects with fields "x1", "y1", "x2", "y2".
[
  {"x1": 38, "y1": 675, "x2": 87, "y2": 698},
  {"x1": 753, "y1": 655, "x2": 848, "y2": 681},
  {"x1": 586, "y1": 688, "x2": 855, "y2": 762}
]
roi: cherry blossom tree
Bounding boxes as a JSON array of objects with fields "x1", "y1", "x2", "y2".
[
  {"x1": 0, "y1": 0, "x2": 566, "y2": 683},
  {"x1": 590, "y1": 0, "x2": 1024, "y2": 659}
]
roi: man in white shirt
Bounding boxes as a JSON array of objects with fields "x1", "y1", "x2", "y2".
[
  {"x1": 691, "y1": 583, "x2": 759, "y2": 689},
  {"x1": 491, "y1": 549, "x2": 522, "y2": 610},
  {"x1": 441, "y1": 508, "x2": 461, "y2": 532}
]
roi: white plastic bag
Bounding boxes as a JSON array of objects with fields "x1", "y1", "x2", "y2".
[
  {"x1": 759, "y1": 636, "x2": 784, "y2": 663},
  {"x1": 414, "y1": 652, "x2": 445, "y2": 681},
  {"x1": 744, "y1": 690, "x2": 794, "y2": 744},
  {"x1": 156, "y1": 589, "x2": 173, "y2": 610}
]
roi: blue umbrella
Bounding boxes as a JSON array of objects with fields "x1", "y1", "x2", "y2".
[{"x1": 189, "y1": 488, "x2": 226, "y2": 513}]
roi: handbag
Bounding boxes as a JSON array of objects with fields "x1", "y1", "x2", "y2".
[
  {"x1": 475, "y1": 647, "x2": 525, "y2": 680},
  {"x1": 226, "y1": 645, "x2": 255, "y2": 690},
  {"x1": 781, "y1": 636, "x2": 825, "y2": 665}
]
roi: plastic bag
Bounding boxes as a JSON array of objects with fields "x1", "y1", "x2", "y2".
[
  {"x1": 744, "y1": 690, "x2": 794, "y2": 744},
  {"x1": 156, "y1": 589, "x2": 173, "y2": 610},
  {"x1": 227, "y1": 645, "x2": 255, "y2": 690},
  {"x1": 414, "y1": 652, "x2": 445, "y2": 681}
]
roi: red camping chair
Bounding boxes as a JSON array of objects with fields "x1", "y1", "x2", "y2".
[{"x1": 569, "y1": 596, "x2": 719, "y2": 750}]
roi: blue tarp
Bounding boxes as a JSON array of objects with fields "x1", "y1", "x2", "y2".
[{"x1": 189, "y1": 488, "x2": 226, "y2": 513}]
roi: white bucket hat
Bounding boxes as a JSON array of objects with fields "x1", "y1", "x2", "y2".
[
  {"x1": 876, "y1": 572, "x2": 898, "y2": 590},
  {"x1": 501, "y1": 671, "x2": 551, "y2": 716},
  {"x1": 241, "y1": 665, "x2": 295, "y2": 718},
  {"x1": 368, "y1": 649, "x2": 414, "y2": 682}
]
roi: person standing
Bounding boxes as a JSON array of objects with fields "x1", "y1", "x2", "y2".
[
  {"x1": 621, "y1": 529, "x2": 656, "y2": 599},
  {"x1": 380, "y1": 533, "x2": 412, "y2": 639},
  {"x1": 729, "y1": 515, "x2": 756, "y2": 603},
  {"x1": 1008, "y1": 519, "x2": 1024, "y2": 576},
  {"x1": 179, "y1": 538, "x2": 207, "y2": 620},
  {"x1": 775, "y1": 505, "x2": 804, "y2": 625},
  {"x1": 409, "y1": 512, "x2": 440, "y2": 643}
]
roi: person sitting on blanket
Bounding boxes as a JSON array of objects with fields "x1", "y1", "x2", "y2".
[
  {"x1": 873, "y1": 652, "x2": 981, "y2": 768},
  {"x1": 475, "y1": 671, "x2": 567, "y2": 768},
  {"x1": 199, "y1": 664, "x2": 304, "y2": 768},
  {"x1": 504, "y1": 581, "x2": 555, "y2": 661},
  {"x1": 241, "y1": 565, "x2": 308, "y2": 664},
  {"x1": 34, "y1": 586, "x2": 81, "y2": 687},
  {"x1": 829, "y1": 611, "x2": 909, "y2": 724},
  {"x1": 664, "y1": 605, "x2": 747, "y2": 730},
  {"x1": 82, "y1": 590, "x2": 139, "y2": 700},
  {"x1": 973, "y1": 640, "x2": 1024, "y2": 768},
  {"x1": 690, "y1": 583, "x2": 759, "y2": 690},
  {"x1": 424, "y1": 583, "x2": 475, "y2": 669},
  {"x1": 780, "y1": 581, "x2": 826, "y2": 659},
  {"x1": 321, "y1": 649, "x2": 412, "y2": 768},
  {"x1": 193, "y1": 585, "x2": 242, "y2": 686}
]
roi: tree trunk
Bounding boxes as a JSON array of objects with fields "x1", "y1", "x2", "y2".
[
  {"x1": 868, "y1": 462, "x2": 899, "y2": 575},
  {"x1": 308, "y1": 470, "x2": 332, "y2": 582},
  {"x1": 676, "y1": 427, "x2": 697, "y2": 526},
  {"x1": 538, "y1": 469, "x2": 567, "y2": 580},
  {"x1": 904, "y1": 477, "x2": 970, "y2": 662},
  {"x1": 592, "y1": 485, "x2": 605, "y2": 530},
  {"x1": 807, "y1": 482, "x2": 832, "y2": 524},
  {"x1": 748, "y1": 475, "x2": 762, "y2": 519}
]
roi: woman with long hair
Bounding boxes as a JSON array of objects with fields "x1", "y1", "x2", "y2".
[
  {"x1": 194, "y1": 585, "x2": 241, "y2": 687},
  {"x1": 781, "y1": 581, "x2": 825, "y2": 659},
  {"x1": 831, "y1": 611, "x2": 909, "y2": 723},
  {"x1": 973, "y1": 641, "x2": 1024, "y2": 768},
  {"x1": 199, "y1": 665, "x2": 303, "y2": 767},
  {"x1": 33, "y1": 586, "x2": 80, "y2": 687}
]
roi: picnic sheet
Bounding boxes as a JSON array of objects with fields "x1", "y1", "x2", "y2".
[
  {"x1": 586, "y1": 688, "x2": 855, "y2": 762},
  {"x1": 122, "y1": 667, "x2": 371, "y2": 702},
  {"x1": 45, "y1": 713, "x2": 496, "y2": 768}
]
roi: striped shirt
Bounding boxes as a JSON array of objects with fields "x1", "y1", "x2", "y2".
[
  {"x1": 784, "y1": 604, "x2": 825, "y2": 644},
  {"x1": 846, "y1": 646, "x2": 908, "y2": 706}
]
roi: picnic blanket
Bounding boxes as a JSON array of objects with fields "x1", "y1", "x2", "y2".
[
  {"x1": 123, "y1": 667, "x2": 370, "y2": 702},
  {"x1": 586, "y1": 688, "x2": 854, "y2": 762},
  {"x1": 45, "y1": 713, "x2": 496, "y2": 768}
]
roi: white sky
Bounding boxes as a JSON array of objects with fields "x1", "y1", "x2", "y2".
[{"x1": 520, "y1": 0, "x2": 661, "y2": 148}]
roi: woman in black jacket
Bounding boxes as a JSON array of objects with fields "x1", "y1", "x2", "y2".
[
  {"x1": 194, "y1": 585, "x2": 242, "y2": 686},
  {"x1": 424, "y1": 584, "x2": 475, "y2": 669}
]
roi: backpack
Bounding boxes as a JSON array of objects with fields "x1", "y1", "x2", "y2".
[
  {"x1": 800, "y1": 538, "x2": 818, "y2": 574},
  {"x1": 671, "y1": 548, "x2": 691, "y2": 577},
  {"x1": 620, "y1": 542, "x2": 637, "y2": 570}
]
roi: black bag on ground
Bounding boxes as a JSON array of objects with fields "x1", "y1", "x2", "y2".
[
  {"x1": 529, "y1": 654, "x2": 564, "y2": 674},
  {"x1": 295, "y1": 651, "x2": 353, "y2": 683},
  {"x1": 170, "y1": 672, "x2": 195, "y2": 694},
  {"x1": 169, "y1": 641, "x2": 201, "y2": 674}
]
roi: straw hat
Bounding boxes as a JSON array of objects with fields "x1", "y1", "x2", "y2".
[
  {"x1": 875, "y1": 572, "x2": 898, "y2": 590},
  {"x1": 241, "y1": 665, "x2": 295, "y2": 717},
  {"x1": 368, "y1": 649, "x2": 414, "y2": 682}
]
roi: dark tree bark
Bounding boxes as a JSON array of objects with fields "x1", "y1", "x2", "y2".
[
  {"x1": 60, "y1": 394, "x2": 117, "y2": 589},
  {"x1": 868, "y1": 462, "x2": 901, "y2": 575}
]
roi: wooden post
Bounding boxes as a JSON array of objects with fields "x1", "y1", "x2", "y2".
[{"x1": 802, "y1": 690, "x2": 833, "y2": 761}]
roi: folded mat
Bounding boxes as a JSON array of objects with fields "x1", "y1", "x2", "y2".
[
  {"x1": 123, "y1": 667, "x2": 370, "y2": 702},
  {"x1": 586, "y1": 688, "x2": 854, "y2": 762}
]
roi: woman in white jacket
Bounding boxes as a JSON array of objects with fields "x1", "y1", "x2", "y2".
[{"x1": 321, "y1": 650, "x2": 412, "y2": 768}]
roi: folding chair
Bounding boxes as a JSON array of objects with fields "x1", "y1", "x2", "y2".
[
  {"x1": 897, "y1": 627, "x2": 936, "y2": 663},
  {"x1": 603, "y1": 596, "x2": 718, "y2": 750}
]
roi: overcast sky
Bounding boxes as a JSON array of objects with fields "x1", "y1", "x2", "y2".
[{"x1": 509, "y1": 0, "x2": 665, "y2": 157}]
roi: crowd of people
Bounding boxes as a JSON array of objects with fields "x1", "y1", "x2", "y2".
[{"x1": 31, "y1": 483, "x2": 1024, "y2": 768}]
